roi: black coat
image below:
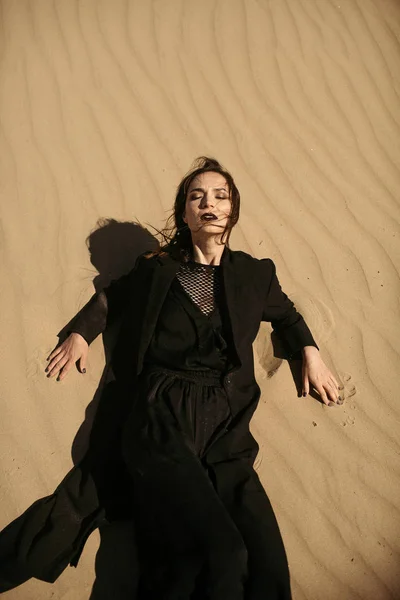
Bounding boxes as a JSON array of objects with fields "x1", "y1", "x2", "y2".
[
  {"x1": 71, "y1": 245, "x2": 318, "y2": 464},
  {"x1": 0, "y1": 245, "x2": 318, "y2": 592}
]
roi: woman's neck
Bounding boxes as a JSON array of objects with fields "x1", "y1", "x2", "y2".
[{"x1": 190, "y1": 239, "x2": 225, "y2": 266}]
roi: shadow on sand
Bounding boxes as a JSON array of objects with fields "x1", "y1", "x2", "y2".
[{"x1": 0, "y1": 218, "x2": 159, "y2": 599}]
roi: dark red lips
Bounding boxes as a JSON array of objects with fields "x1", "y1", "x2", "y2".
[{"x1": 200, "y1": 212, "x2": 218, "y2": 221}]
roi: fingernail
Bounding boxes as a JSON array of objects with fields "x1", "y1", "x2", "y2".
[
  {"x1": 46, "y1": 373, "x2": 50, "y2": 378},
  {"x1": 56, "y1": 377, "x2": 60, "y2": 382},
  {"x1": 328, "y1": 401, "x2": 335, "y2": 407},
  {"x1": 303, "y1": 392, "x2": 307, "y2": 397},
  {"x1": 45, "y1": 368, "x2": 48, "y2": 372},
  {"x1": 82, "y1": 368, "x2": 86, "y2": 374}
]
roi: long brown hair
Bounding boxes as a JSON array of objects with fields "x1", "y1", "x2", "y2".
[{"x1": 147, "y1": 156, "x2": 240, "y2": 261}]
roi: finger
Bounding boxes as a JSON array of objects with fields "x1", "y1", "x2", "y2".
[
  {"x1": 302, "y1": 373, "x2": 310, "y2": 397},
  {"x1": 78, "y1": 354, "x2": 87, "y2": 374},
  {"x1": 46, "y1": 353, "x2": 66, "y2": 377},
  {"x1": 317, "y1": 386, "x2": 330, "y2": 406},
  {"x1": 329, "y1": 373, "x2": 340, "y2": 389},
  {"x1": 46, "y1": 346, "x2": 63, "y2": 366},
  {"x1": 329, "y1": 375, "x2": 340, "y2": 390},
  {"x1": 47, "y1": 355, "x2": 69, "y2": 378},
  {"x1": 330, "y1": 379, "x2": 344, "y2": 403},
  {"x1": 326, "y1": 380, "x2": 339, "y2": 402},
  {"x1": 324, "y1": 382, "x2": 341, "y2": 406},
  {"x1": 57, "y1": 360, "x2": 73, "y2": 382}
]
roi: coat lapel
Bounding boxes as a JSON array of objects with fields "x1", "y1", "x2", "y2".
[
  {"x1": 136, "y1": 246, "x2": 242, "y2": 375},
  {"x1": 136, "y1": 253, "x2": 180, "y2": 374},
  {"x1": 220, "y1": 246, "x2": 242, "y2": 370}
]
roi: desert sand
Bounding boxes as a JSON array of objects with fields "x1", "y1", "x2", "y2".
[{"x1": 0, "y1": 0, "x2": 399, "y2": 598}]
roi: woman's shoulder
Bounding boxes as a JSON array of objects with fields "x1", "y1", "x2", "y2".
[
  {"x1": 229, "y1": 248, "x2": 274, "y2": 269},
  {"x1": 229, "y1": 250, "x2": 276, "y2": 289},
  {"x1": 137, "y1": 249, "x2": 163, "y2": 263},
  {"x1": 135, "y1": 248, "x2": 177, "y2": 269},
  {"x1": 126, "y1": 250, "x2": 159, "y2": 276},
  {"x1": 138, "y1": 247, "x2": 275, "y2": 275}
]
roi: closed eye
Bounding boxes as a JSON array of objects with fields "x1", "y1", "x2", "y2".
[{"x1": 190, "y1": 194, "x2": 228, "y2": 200}]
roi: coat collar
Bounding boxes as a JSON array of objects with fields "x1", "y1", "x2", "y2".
[
  {"x1": 136, "y1": 245, "x2": 241, "y2": 374},
  {"x1": 156, "y1": 243, "x2": 230, "y2": 267}
]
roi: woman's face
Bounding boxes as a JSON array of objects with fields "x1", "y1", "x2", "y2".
[{"x1": 183, "y1": 171, "x2": 232, "y2": 239}]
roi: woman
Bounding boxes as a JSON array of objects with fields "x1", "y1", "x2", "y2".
[{"x1": 0, "y1": 157, "x2": 341, "y2": 599}]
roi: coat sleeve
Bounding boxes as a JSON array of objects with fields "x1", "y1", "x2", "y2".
[
  {"x1": 64, "y1": 253, "x2": 146, "y2": 346},
  {"x1": 260, "y1": 258, "x2": 319, "y2": 359}
]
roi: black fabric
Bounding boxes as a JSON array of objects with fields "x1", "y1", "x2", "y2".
[
  {"x1": 122, "y1": 365, "x2": 291, "y2": 599},
  {"x1": 127, "y1": 268, "x2": 291, "y2": 597},
  {"x1": 0, "y1": 247, "x2": 316, "y2": 599},
  {"x1": 143, "y1": 266, "x2": 233, "y2": 373},
  {"x1": 0, "y1": 458, "x2": 108, "y2": 590},
  {"x1": 260, "y1": 258, "x2": 319, "y2": 359},
  {"x1": 176, "y1": 260, "x2": 221, "y2": 315}
]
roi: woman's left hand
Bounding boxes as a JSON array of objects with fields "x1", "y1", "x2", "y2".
[{"x1": 301, "y1": 346, "x2": 342, "y2": 406}]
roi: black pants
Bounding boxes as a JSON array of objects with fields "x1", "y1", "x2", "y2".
[
  {"x1": 122, "y1": 366, "x2": 292, "y2": 599},
  {"x1": 0, "y1": 368, "x2": 291, "y2": 599}
]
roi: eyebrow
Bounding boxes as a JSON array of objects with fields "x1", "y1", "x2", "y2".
[{"x1": 188, "y1": 187, "x2": 228, "y2": 193}]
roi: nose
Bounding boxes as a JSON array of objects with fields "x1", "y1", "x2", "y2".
[{"x1": 200, "y1": 191, "x2": 215, "y2": 209}]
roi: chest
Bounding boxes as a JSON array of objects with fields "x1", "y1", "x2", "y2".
[{"x1": 131, "y1": 260, "x2": 266, "y2": 354}]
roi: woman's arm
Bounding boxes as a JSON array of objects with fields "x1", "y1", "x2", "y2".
[
  {"x1": 261, "y1": 259, "x2": 319, "y2": 359},
  {"x1": 46, "y1": 252, "x2": 146, "y2": 381},
  {"x1": 66, "y1": 252, "x2": 146, "y2": 345},
  {"x1": 261, "y1": 259, "x2": 341, "y2": 405},
  {"x1": 66, "y1": 272, "x2": 131, "y2": 346}
]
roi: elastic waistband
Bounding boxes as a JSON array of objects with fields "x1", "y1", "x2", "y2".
[{"x1": 141, "y1": 364, "x2": 223, "y2": 386}]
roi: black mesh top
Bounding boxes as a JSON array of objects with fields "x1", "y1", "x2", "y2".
[
  {"x1": 176, "y1": 261, "x2": 222, "y2": 316},
  {"x1": 143, "y1": 261, "x2": 235, "y2": 373}
]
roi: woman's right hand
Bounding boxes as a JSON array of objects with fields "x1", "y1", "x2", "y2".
[{"x1": 45, "y1": 333, "x2": 89, "y2": 382}]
